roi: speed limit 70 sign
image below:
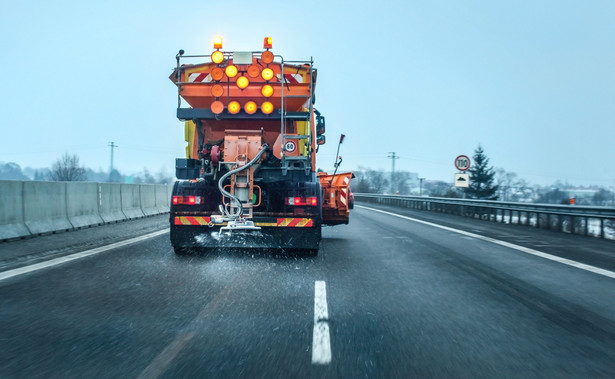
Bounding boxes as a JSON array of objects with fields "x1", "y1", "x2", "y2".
[{"x1": 455, "y1": 155, "x2": 471, "y2": 171}]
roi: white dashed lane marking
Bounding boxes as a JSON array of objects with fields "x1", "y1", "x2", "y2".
[{"x1": 312, "y1": 280, "x2": 331, "y2": 364}]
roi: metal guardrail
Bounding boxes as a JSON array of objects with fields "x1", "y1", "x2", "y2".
[{"x1": 354, "y1": 194, "x2": 615, "y2": 240}]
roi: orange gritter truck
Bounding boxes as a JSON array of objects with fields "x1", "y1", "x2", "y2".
[{"x1": 169, "y1": 36, "x2": 352, "y2": 255}]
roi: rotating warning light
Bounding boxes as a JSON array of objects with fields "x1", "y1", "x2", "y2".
[
  {"x1": 211, "y1": 50, "x2": 224, "y2": 64},
  {"x1": 245, "y1": 101, "x2": 257, "y2": 114},
  {"x1": 263, "y1": 37, "x2": 272, "y2": 49},
  {"x1": 225, "y1": 65, "x2": 238, "y2": 78},
  {"x1": 261, "y1": 68, "x2": 274, "y2": 81},
  {"x1": 261, "y1": 101, "x2": 274, "y2": 114},
  {"x1": 213, "y1": 36, "x2": 223, "y2": 49},
  {"x1": 236, "y1": 76, "x2": 249, "y2": 89},
  {"x1": 261, "y1": 84, "x2": 274, "y2": 97},
  {"x1": 228, "y1": 101, "x2": 241, "y2": 114}
]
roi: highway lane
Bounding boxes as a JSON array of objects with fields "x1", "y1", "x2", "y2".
[{"x1": 1, "y1": 205, "x2": 614, "y2": 377}]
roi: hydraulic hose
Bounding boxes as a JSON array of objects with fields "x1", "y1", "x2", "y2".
[{"x1": 217, "y1": 143, "x2": 269, "y2": 220}]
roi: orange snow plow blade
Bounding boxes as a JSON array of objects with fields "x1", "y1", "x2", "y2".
[{"x1": 318, "y1": 172, "x2": 353, "y2": 225}]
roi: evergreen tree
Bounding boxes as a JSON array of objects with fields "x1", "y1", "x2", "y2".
[{"x1": 464, "y1": 146, "x2": 499, "y2": 200}]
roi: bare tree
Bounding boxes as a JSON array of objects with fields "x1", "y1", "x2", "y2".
[
  {"x1": 495, "y1": 168, "x2": 518, "y2": 201},
  {"x1": 49, "y1": 153, "x2": 87, "y2": 181}
]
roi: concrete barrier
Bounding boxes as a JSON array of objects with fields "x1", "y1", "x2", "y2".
[
  {"x1": 140, "y1": 184, "x2": 159, "y2": 216},
  {"x1": 155, "y1": 184, "x2": 170, "y2": 213},
  {"x1": 0, "y1": 181, "x2": 30, "y2": 240},
  {"x1": 23, "y1": 181, "x2": 73, "y2": 235},
  {"x1": 66, "y1": 182, "x2": 104, "y2": 228},
  {"x1": 98, "y1": 183, "x2": 125, "y2": 223},
  {"x1": 1, "y1": 181, "x2": 171, "y2": 240},
  {"x1": 121, "y1": 184, "x2": 144, "y2": 219}
]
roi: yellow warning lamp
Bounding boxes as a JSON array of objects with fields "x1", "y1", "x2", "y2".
[
  {"x1": 211, "y1": 84, "x2": 224, "y2": 98},
  {"x1": 261, "y1": 84, "x2": 274, "y2": 97},
  {"x1": 245, "y1": 101, "x2": 257, "y2": 115},
  {"x1": 261, "y1": 101, "x2": 274, "y2": 114},
  {"x1": 211, "y1": 100, "x2": 224, "y2": 115},
  {"x1": 236, "y1": 76, "x2": 249, "y2": 89},
  {"x1": 213, "y1": 36, "x2": 223, "y2": 49},
  {"x1": 211, "y1": 67, "x2": 224, "y2": 81},
  {"x1": 228, "y1": 101, "x2": 241, "y2": 114},
  {"x1": 261, "y1": 51, "x2": 274, "y2": 64},
  {"x1": 247, "y1": 65, "x2": 261, "y2": 78},
  {"x1": 263, "y1": 37, "x2": 272, "y2": 49},
  {"x1": 211, "y1": 50, "x2": 224, "y2": 64},
  {"x1": 211, "y1": 36, "x2": 224, "y2": 63},
  {"x1": 261, "y1": 68, "x2": 274, "y2": 81},
  {"x1": 225, "y1": 65, "x2": 238, "y2": 78}
]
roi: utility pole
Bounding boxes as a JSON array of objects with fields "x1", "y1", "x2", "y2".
[
  {"x1": 108, "y1": 142, "x2": 117, "y2": 180},
  {"x1": 387, "y1": 152, "x2": 399, "y2": 194}
]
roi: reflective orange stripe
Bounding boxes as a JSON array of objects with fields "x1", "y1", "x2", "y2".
[
  {"x1": 340, "y1": 188, "x2": 347, "y2": 205},
  {"x1": 174, "y1": 216, "x2": 211, "y2": 225},
  {"x1": 276, "y1": 218, "x2": 313, "y2": 227}
]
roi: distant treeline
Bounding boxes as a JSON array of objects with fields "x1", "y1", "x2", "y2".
[
  {"x1": 0, "y1": 161, "x2": 173, "y2": 185},
  {"x1": 350, "y1": 166, "x2": 615, "y2": 206}
]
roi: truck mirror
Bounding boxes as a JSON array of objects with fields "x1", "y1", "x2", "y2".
[
  {"x1": 317, "y1": 135, "x2": 326, "y2": 145},
  {"x1": 316, "y1": 115, "x2": 325, "y2": 136}
]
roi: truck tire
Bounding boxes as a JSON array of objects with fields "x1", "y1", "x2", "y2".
[{"x1": 173, "y1": 246, "x2": 189, "y2": 255}]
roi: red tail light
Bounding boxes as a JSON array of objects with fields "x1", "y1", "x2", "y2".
[
  {"x1": 285, "y1": 197, "x2": 318, "y2": 206},
  {"x1": 172, "y1": 196, "x2": 202, "y2": 205}
]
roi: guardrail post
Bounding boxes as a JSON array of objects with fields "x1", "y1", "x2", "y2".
[{"x1": 600, "y1": 219, "x2": 605, "y2": 239}]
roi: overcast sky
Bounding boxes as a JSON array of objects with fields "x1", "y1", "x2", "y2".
[{"x1": 1, "y1": 0, "x2": 613, "y2": 186}]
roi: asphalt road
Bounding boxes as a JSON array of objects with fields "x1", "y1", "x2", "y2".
[{"x1": 1, "y1": 204, "x2": 614, "y2": 378}]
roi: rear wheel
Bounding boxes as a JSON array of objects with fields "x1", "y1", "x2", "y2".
[{"x1": 173, "y1": 246, "x2": 189, "y2": 255}]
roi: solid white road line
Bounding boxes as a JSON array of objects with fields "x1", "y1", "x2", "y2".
[
  {"x1": 0, "y1": 229, "x2": 169, "y2": 282},
  {"x1": 312, "y1": 280, "x2": 332, "y2": 364},
  {"x1": 357, "y1": 205, "x2": 615, "y2": 280}
]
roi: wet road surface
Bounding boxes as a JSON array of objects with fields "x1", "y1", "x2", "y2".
[{"x1": 1, "y1": 205, "x2": 614, "y2": 378}]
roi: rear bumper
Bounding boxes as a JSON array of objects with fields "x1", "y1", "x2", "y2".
[{"x1": 170, "y1": 216, "x2": 322, "y2": 250}]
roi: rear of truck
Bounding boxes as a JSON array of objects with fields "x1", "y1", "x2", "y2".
[{"x1": 168, "y1": 37, "x2": 350, "y2": 255}]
